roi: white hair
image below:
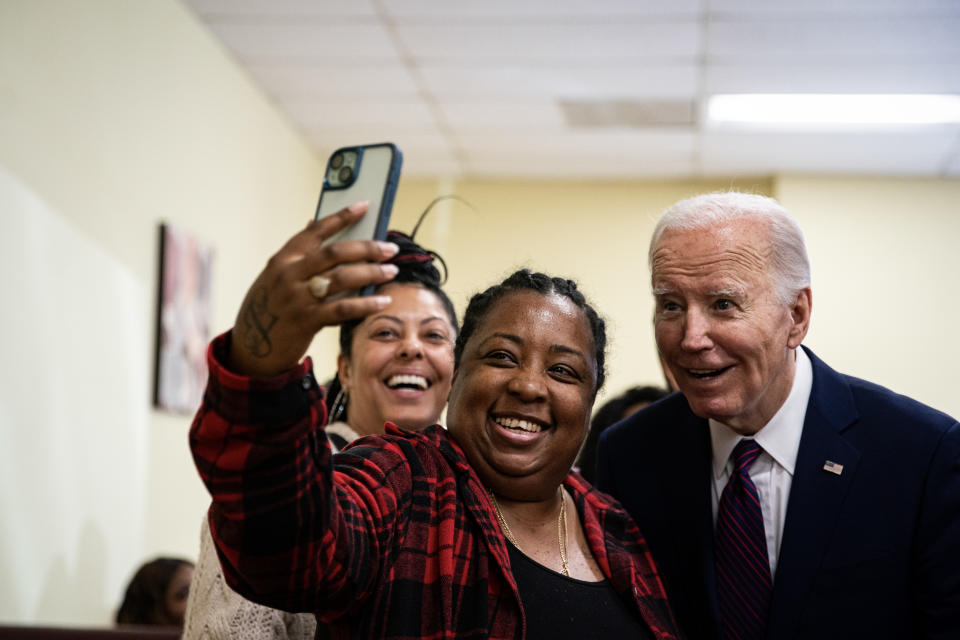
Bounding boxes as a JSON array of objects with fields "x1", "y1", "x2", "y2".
[{"x1": 648, "y1": 192, "x2": 811, "y2": 305}]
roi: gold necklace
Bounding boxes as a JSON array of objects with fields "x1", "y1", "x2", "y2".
[{"x1": 488, "y1": 487, "x2": 570, "y2": 577}]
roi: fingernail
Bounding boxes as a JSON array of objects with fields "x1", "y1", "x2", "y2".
[
  {"x1": 382, "y1": 264, "x2": 399, "y2": 276},
  {"x1": 372, "y1": 295, "x2": 392, "y2": 308},
  {"x1": 378, "y1": 242, "x2": 399, "y2": 257},
  {"x1": 348, "y1": 201, "x2": 369, "y2": 213}
]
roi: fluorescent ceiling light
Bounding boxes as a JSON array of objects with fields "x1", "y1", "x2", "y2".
[{"x1": 707, "y1": 94, "x2": 960, "y2": 126}]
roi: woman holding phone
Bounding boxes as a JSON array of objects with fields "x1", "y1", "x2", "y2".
[
  {"x1": 183, "y1": 205, "x2": 458, "y2": 640},
  {"x1": 190, "y1": 204, "x2": 679, "y2": 639}
]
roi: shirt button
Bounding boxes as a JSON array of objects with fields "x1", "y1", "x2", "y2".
[{"x1": 301, "y1": 376, "x2": 312, "y2": 390}]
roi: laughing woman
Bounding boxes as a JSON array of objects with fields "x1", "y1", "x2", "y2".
[
  {"x1": 190, "y1": 205, "x2": 679, "y2": 639},
  {"x1": 184, "y1": 220, "x2": 457, "y2": 640}
]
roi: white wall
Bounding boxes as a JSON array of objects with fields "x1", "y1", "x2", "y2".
[{"x1": 0, "y1": 0, "x2": 329, "y2": 626}]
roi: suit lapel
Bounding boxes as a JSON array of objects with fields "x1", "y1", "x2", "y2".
[
  {"x1": 767, "y1": 348, "x2": 861, "y2": 638},
  {"x1": 664, "y1": 409, "x2": 722, "y2": 638}
]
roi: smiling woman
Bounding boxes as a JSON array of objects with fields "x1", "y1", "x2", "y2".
[
  {"x1": 183, "y1": 218, "x2": 458, "y2": 640},
  {"x1": 189, "y1": 209, "x2": 680, "y2": 639},
  {"x1": 335, "y1": 279, "x2": 456, "y2": 437}
]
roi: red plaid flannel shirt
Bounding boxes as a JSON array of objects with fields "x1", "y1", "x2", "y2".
[{"x1": 190, "y1": 333, "x2": 680, "y2": 640}]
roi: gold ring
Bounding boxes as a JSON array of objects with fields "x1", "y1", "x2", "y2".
[{"x1": 308, "y1": 274, "x2": 332, "y2": 299}]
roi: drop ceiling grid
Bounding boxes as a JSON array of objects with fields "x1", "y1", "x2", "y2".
[{"x1": 181, "y1": 0, "x2": 960, "y2": 178}]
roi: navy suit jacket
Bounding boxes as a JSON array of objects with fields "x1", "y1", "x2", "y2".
[{"x1": 597, "y1": 347, "x2": 960, "y2": 640}]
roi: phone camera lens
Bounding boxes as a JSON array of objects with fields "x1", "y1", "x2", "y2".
[
  {"x1": 338, "y1": 166, "x2": 353, "y2": 183},
  {"x1": 331, "y1": 153, "x2": 344, "y2": 170}
]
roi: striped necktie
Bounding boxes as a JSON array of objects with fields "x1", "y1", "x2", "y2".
[{"x1": 715, "y1": 439, "x2": 772, "y2": 640}]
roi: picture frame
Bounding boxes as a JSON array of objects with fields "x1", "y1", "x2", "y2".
[{"x1": 153, "y1": 223, "x2": 214, "y2": 414}]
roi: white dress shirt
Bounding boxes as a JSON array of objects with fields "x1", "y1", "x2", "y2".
[{"x1": 709, "y1": 347, "x2": 813, "y2": 578}]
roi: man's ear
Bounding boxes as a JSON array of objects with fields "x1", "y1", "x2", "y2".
[
  {"x1": 336, "y1": 353, "x2": 351, "y2": 392},
  {"x1": 787, "y1": 287, "x2": 812, "y2": 349}
]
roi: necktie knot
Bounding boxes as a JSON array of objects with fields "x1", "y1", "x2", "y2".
[{"x1": 732, "y1": 439, "x2": 762, "y2": 475}]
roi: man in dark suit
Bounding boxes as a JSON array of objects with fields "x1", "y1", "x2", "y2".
[{"x1": 597, "y1": 192, "x2": 960, "y2": 640}]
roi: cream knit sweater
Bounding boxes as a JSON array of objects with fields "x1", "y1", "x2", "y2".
[{"x1": 182, "y1": 422, "x2": 359, "y2": 640}]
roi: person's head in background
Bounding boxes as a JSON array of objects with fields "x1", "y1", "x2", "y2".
[
  {"x1": 116, "y1": 557, "x2": 194, "y2": 628},
  {"x1": 327, "y1": 229, "x2": 458, "y2": 435},
  {"x1": 577, "y1": 385, "x2": 670, "y2": 484}
]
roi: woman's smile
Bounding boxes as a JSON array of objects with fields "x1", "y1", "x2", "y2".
[{"x1": 447, "y1": 289, "x2": 597, "y2": 500}]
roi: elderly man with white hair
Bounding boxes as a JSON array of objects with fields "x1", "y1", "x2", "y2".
[{"x1": 597, "y1": 192, "x2": 960, "y2": 640}]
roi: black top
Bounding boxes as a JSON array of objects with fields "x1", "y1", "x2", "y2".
[{"x1": 508, "y1": 543, "x2": 654, "y2": 639}]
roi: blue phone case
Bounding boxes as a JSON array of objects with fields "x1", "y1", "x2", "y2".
[
  {"x1": 315, "y1": 142, "x2": 403, "y2": 244},
  {"x1": 314, "y1": 143, "x2": 403, "y2": 296}
]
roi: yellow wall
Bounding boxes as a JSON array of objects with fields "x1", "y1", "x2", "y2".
[
  {"x1": 775, "y1": 175, "x2": 960, "y2": 416},
  {"x1": 0, "y1": 0, "x2": 328, "y2": 625}
]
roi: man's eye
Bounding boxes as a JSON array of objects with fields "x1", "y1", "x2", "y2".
[{"x1": 715, "y1": 299, "x2": 733, "y2": 311}]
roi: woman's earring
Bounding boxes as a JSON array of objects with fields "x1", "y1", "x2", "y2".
[{"x1": 330, "y1": 388, "x2": 348, "y2": 423}]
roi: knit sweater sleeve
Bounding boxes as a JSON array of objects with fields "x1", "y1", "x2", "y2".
[{"x1": 182, "y1": 516, "x2": 317, "y2": 640}]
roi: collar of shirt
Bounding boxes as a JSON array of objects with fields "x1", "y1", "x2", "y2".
[{"x1": 709, "y1": 346, "x2": 813, "y2": 479}]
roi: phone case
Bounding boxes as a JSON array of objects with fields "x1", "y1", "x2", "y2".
[{"x1": 314, "y1": 142, "x2": 403, "y2": 245}]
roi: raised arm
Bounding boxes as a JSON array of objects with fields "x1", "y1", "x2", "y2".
[{"x1": 189, "y1": 204, "x2": 407, "y2": 616}]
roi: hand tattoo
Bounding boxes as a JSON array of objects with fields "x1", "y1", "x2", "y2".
[{"x1": 239, "y1": 287, "x2": 278, "y2": 358}]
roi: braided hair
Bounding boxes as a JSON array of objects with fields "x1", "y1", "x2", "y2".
[
  {"x1": 454, "y1": 269, "x2": 607, "y2": 394},
  {"x1": 325, "y1": 230, "x2": 457, "y2": 425}
]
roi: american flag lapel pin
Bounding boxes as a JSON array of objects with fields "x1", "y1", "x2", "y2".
[{"x1": 823, "y1": 460, "x2": 844, "y2": 476}]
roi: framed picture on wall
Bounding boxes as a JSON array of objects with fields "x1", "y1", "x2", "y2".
[{"x1": 153, "y1": 223, "x2": 214, "y2": 414}]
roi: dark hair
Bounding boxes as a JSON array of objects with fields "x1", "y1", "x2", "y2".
[
  {"x1": 326, "y1": 229, "x2": 457, "y2": 425},
  {"x1": 454, "y1": 269, "x2": 607, "y2": 393},
  {"x1": 576, "y1": 385, "x2": 670, "y2": 483},
  {"x1": 115, "y1": 557, "x2": 193, "y2": 627}
]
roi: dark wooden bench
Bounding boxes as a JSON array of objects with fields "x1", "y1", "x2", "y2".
[{"x1": 0, "y1": 625, "x2": 181, "y2": 639}]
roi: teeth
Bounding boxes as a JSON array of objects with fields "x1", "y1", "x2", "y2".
[
  {"x1": 496, "y1": 417, "x2": 542, "y2": 433},
  {"x1": 689, "y1": 367, "x2": 727, "y2": 379},
  {"x1": 386, "y1": 374, "x2": 428, "y2": 390}
]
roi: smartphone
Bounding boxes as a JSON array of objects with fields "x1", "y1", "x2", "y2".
[
  {"x1": 314, "y1": 142, "x2": 402, "y2": 297},
  {"x1": 315, "y1": 142, "x2": 403, "y2": 246}
]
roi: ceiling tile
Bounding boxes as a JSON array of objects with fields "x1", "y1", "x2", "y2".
[
  {"x1": 455, "y1": 129, "x2": 695, "y2": 156},
  {"x1": 438, "y1": 101, "x2": 567, "y2": 128},
  {"x1": 304, "y1": 126, "x2": 451, "y2": 152},
  {"x1": 463, "y1": 153, "x2": 697, "y2": 179},
  {"x1": 709, "y1": 0, "x2": 960, "y2": 15},
  {"x1": 707, "y1": 16, "x2": 960, "y2": 60},
  {"x1": 380, "y1": 0, "x2": 702, "y2": 19},
  {"x1": 183, "y1": 0, "x2": 378, "y2": 19},
  {"x1": 203, "y1": 23, "x2": 399, "y2": 62},
  {"x1": 395, "y1": 22, "x2": 700, "y2": 62},
  {"x1": 245, "y1": 62, "x2": 421, "y2": 98},
  {"x1": 282, "y1": 99, "x2": 437, "y2": 129},
  {"x1": 705, "y1": 61, "x2": 960, "y2": 94},
  {"x1": 700, "y1": 128, "x2": 960, "y2": 175},
  {"x1": 419, "y1": 64, "x2": 698, "y2": 100}
]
